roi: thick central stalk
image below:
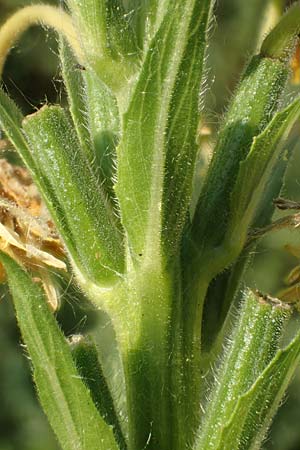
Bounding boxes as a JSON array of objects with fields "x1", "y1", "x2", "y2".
[
  {"x1": 122, "y1": 321, "x2": 171, "y2": 449},
  {"x1": 115, "y1": 268, "x2": 179, "y2": 450}
]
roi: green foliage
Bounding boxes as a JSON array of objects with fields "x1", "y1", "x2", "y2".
[
  {"x1": 1, "y1": 2, "x2": 300, "y2": 450},
  {"x1": 195, "y1": 291, "x2": 295, "y2": 450},
  {"x1": 70, "y1": 336, "x2": 126, "y2": 449},
  {"x1": 0, "y1": 253, "x2": 119, "y2": 450},
  {"x1": 189, "y1": 56, "x2": 289, "y2": 273},
  {"x1": 23, "y1": 105, "x2": 125, "y2": 284},
  {"x1": 115, "y1": 0, "x2": 213, "y2": 263}
]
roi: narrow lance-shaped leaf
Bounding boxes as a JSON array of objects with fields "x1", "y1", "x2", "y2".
[
  {"x1": 84, "y1": 70, "x2": 120, "y2": 198},
  {"x1": 195, "y1": 290, "x2": 291, "y2": 450},
  {"x1": 23, "y1": 106, "x2": 124, "y2": 285},
  {"x1": 70, "y1": 335, "x2": 127, "y2": 450},
  {"x1": 116, "y1": 0, "x2": 214, "y2": 263},
  {"x1": 199, "y1": 134, "x2": 300, "y2": 388},
  {"x1": 208, "y1": 0, "x2": 271, "y2": 114},
  {"x1": 182, "y1": 10, "x2": 300, "y2": 369},
  {"x1": 162, "y1": 0, "x2": 213, "y2": 256},
  {"x1": 189, "y1": 56, "x2": 289, "y2": 260},
  {"x1": 0, "y1": 87, "x2": 35, "y2": 168},
  {"x1": 0, "y1": 88, "x2": 78, "y2": 258},
  {"x1": 189, "y1": 5, "x2": 300, "y2": 267},
  {"x1": 188, "y1": 99, "x2": 300, "y2": 379},
  {"x1": 223, "y1": 98, "x2": 300, "y2": 261},
  {"x1": 201, "y1": 130, "x2": 295, "y2": 356},
  {"x1": 0, "y1": 253, "x2": 119, "y2": 450},
  {"x1": 59, "y1": 39, "x2": 92, "y2": 159},
  {"x1": 203, "y1": 97, "x2": 300, "y2": 279},
  {"x1": 201, "y1": 128, "x2": 295, "y2": 358},
  {"x1": 212, "y1": 328, "x2": 300, "y2": 450},
  {"x1": 261, "y1": 3, "x2": 300, "y2": 60},
  {"x1": 60, "y1": 40, "x2": 121, "y2": 200},
  {"x1": 67, "y1": 0, "x2": 137, "y2": 59},
  {"x1": 104, "y1": 0, "x2": 138, "y2": 59}
]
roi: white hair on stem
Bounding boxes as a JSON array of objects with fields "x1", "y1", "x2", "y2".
[{"x1": 0, "y1": 4, "x2": 83, "y2": 76}]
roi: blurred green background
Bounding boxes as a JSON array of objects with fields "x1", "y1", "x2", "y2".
[{"x1": 1, "y1": 0, "x2": 300, "y2": 449}]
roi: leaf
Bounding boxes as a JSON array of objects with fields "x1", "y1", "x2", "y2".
[
  {"x1": 70, "y1": 336, "x2": 127, "y2": 449},
  {"x1": 213, "y1": 330, "x2": 300, "y2": 450},
  {"x1": 0, "y1": 87, "x2": 38, "y2": 173},
  {"x1": 115, "y1": 0, "x2": 214, "y2": 263},
  {"x1": 201, "y1": 123, "x2": 294, "y2": 356},
  {"x1": 161, "y1": 2, "x2": 213, "y2": 256},
  {"x1": 190, "y1": 56, "x2": 289, "y2": 259},
  {"x1": 251, "y1": 144, "x2": 294, "y2": 229},
  {"x1": 0, "y1": 253, "x2": 119, "y2": 450},
  {"x1": 194, "y1": 290, "x2": 292, "y2": 450},
  {"x1": 60, "y1": 40, "x2": 120, "y2": 199},
  {"x1": 261, "y1": 3, "x2": 300, "y2": 59},
  {"x1": 84, "y1": 69, "x2": 120, "y2": 197},
  {"x1": 59, "y1": 39, "x2": 92, "y2": 159},
  {"x1": 0, "y1": 88, "x2": 77, "y2": 258},
  {"x1": 22, "y1": 105, "x2": 124, "y2": 285},
  {"x1": 207, "y1": 0, "x2": 270, "y2": 114},
  {"x1": 67, "y1": 0, "x2": 137, "y2": 59},
  {"x1": 226, "y1": 97, "x2": 300, "y2": 252},
  {"x1": 189, "y1": 96, "x2": 300, "y2": 283}
]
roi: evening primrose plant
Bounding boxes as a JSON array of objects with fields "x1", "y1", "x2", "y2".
[{"x1": 2, "y1": 1, "x2": 300, "y2": 449}]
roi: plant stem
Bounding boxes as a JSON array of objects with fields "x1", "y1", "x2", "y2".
[
  {"x1": 108, "y1": 269, "x2": 176, "y2": 450},
  {"x1": 0, "y1": 5, "x2": 83, "y2": 75}
]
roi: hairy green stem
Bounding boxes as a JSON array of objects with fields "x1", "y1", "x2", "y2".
[
  {"x1": 0, "y1": 5, "x2": 83, "y2": 76},
  {"x1": 100, "y1": 269, "x2": 174, "y2": 450}
]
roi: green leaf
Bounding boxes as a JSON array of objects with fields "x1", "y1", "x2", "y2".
[
  {"x1": 207, "y1": 0, "x2": 271, "y2": 114},
  {"x1": 212, "y1": 329, "x2": 300, "y2": 450},
  {"x1": 182, "y1": 16, "x2": 300, "y2": 371},
  {"x1": 0, "y1": 86, "x2": 38, "y2": 173},
  {"x1": 84, "y1": 69, "x2": 120, "y2": 198},
  {"x1": 60, "y1": 40, "x2": 120, "y2": 200},
  {"x1": 261, "y1": 3, "x2": 300, "y2": 59},
  {"x1": 201, "y1": 128, "x2": 294, "y2": 358},
  {"x1": 195, "y1": 290, "x2": 292, "y2": 450},
  {"x1": 67, "y1": 0, "x2": 137, "y2": 59},
  {"x1": 22, "y1": 105, "x2": 124, "y2": 285},
  {"x1": 191, "y1": 102, "x2": 300, "y2": 369},
  {"x1": 59, "y1": 39, "x2": 92, "y2": 159},
  {"x1": 0, "y1": 88, "x2": 77, "y2": 258},
  {"x1": 70, "y1": 336, "x2": 127, "y2": 449},
  {"x1": 115, "y1": 0, "x2": 214, "y2": 263},
  {"x1": 224, "y1": 98, "x2": 300, "y2": 262},
  {"x1": 0, "y1": 253, "x2": 119, "y2": 450},
  {"x1": 189, "y1": 56, "x2": 289, "y2": 263},
  {"x1": 190, "y1": 4, "x2": 300, "y2": 268}
]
